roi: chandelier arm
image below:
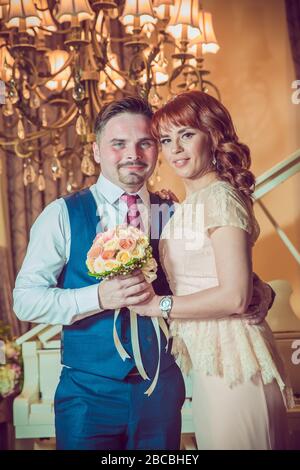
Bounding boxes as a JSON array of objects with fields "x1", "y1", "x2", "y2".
[
  {"x1": 105, "y1": 60, "x2": 129, "y2": 80},
  {"x1": 34, "y1": 86, "x2": 47, "y2": 101},
  {"x1": 90, "y1": 28, "x2": 105, "y2": 61},
  {"x1": 43, "y1": 105, "x2": 77, "y2": 130},
  {"x1": 153, "y1": 79, "x2": 169, "y2": 88},
  {"x1": 202, "y1": 79, "x2": 221, "y2": 100},
  {"x1": 14, "y1": 142, "x2": 35, "y2": 159},
  {"x1": 102, "y1": 67, "x2": 125, "y2": 94},
  {"x1": 87, "y1": 41, "x2": 100, "y2": 70},
  {"x1": 0, "y1": 130, "x2": 47, "y2": 147},
  {"x1": 168, "y1": 63, "x2": 201, "y2": 95},
  {"x1": 142, "y1": 43, "x2": 162, "y2": 100},
  {"x1": 147, "y1": 43, "x2": 162, "y2": 65},
  {"x1": 90, "y1": 81, "x2": 102, "y2": 115}
]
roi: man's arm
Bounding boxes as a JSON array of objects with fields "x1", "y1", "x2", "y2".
[{"x1": 13, "y1": 200, "x2": 101, "y2": 325}]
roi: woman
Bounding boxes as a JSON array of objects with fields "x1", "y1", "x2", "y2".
[{"x1": 132, "y1": 91, "x2": 293, "y2": 450}]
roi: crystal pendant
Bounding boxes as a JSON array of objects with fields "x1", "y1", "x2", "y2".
[
  {"x1": 23, "y1": 162, "x2": 36, "y2": 186},
  {"x1": 30, "y1": 92, "x2": 40, "y2": 109},
  {"x1": 37, "y1": 170, "x2": 46, "y2": 191},
  {"x1": 17, "y1": 118, "x2": 25, "y2": 140},
  {"x1": 22, "y1": 81, "x2": 30, "y2": 100},
  {"x1": 81, "y1": 154, "x2": 95, "y2": 176},
  {"x1": 72, "y1": 83, "x2": 85, "y2": 102},
  {"x1": 51, "y1": 157, "x2": 62, "y2": 180},
  {"x1": 75, "y1": 114, "x2": 87, "y2": 136},
  {"x1": 9, "y1": 82, "x2": 19, "y2": 104},
  {"x1": 149, "y1": 91, "x2": 160, "y2": 107},
  {"x1": 3, "y1": 99, "x2": 14, "y2": 117},
  {"x1": 41, "y1": 108, "x2": 47, "y2": 127},
  {"x1": 66, "y1": 171, "x2": 74, "y2": 193}
]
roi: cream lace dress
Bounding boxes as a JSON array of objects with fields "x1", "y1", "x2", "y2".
[{"x1": 159, "y1": 180, "x2": 293, "y2": 449}]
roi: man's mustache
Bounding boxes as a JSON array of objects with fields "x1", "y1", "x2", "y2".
[{"x1": 118, "y1": 162, "x2": 148, "y2": 169}]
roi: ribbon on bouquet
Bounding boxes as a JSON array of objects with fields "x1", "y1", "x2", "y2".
[{"x1": 113, "y1": 309, "x2": 169, "y2": 396}]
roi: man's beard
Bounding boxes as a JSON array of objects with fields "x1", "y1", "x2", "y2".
[
  {"x1": 118, "y1": 171, "x2": 145, "y2": 185},
  {"x1": 118, "y1": 165, "x2": 148, "y2": 186}
]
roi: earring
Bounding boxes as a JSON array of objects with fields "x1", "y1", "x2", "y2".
[{"x1": 212, "y1": 156, "x2": 217, "y2": 166}]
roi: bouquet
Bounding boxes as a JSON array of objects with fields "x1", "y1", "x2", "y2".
[
  {"x1": 86, "y1": 225, "x2": 169, "y2": 396},
  {"x1": 0, "y1": 321, "x2": 23, "y2": 400},
  {"x1": 86, "y1": 224, "x2": 157, "y2": 282}
]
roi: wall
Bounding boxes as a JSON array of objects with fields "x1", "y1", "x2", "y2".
[{"x1": 153, "y1": 0, "x2": 300, "y2": 319}]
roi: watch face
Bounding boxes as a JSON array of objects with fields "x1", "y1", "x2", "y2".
[{"x1": 161, "y1": 297, "x2": 171, "y2": 310}]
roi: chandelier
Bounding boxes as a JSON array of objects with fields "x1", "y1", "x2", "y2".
[{"x1": 0, "y1": 0, "x2": 220, "y2": 192}]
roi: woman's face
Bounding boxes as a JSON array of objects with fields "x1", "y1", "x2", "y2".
[{"x1": 158, "y1": 124, "x2": 213, "y2": 180}]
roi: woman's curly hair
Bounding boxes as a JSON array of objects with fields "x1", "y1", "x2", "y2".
[{"x1": 151, "y1": 90, "x2": 255, "y2": 202}]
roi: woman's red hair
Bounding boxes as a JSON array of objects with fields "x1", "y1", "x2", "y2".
[{"x1": 151, "y1": 91, "x2": 255, "y2": 201}]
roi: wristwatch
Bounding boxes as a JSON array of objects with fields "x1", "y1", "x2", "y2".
[{"x1": 159, "y1": 296, "x2": 173, "y2": 320}]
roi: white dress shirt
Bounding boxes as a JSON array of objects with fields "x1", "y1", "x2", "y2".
[{"x1": 13, "y1": 174, "x2": 150, "y2": 325}]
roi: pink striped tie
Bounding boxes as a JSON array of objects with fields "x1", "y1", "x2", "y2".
[{"x1": 120, "y1": 193, "x2": 144, "y2": 232}]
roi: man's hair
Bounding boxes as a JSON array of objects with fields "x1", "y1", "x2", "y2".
[{"x1": 94, "y1": 96, "x2": 153, "y2": 141}]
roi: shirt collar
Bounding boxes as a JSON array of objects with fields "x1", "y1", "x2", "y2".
[{"x1": 95, "y1": 173, "x2": 150, "y2": 208}]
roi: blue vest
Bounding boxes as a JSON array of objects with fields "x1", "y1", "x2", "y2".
[{"x1": 58, "y1": 188, "x2": 175, "y2": 379}]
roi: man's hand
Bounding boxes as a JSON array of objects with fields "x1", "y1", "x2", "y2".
[
  {"x1": 155, "y1": 189, "x2": 179, "y2": 202},
  {"x1": 98, "y1": 270, "x2": 152, "y2": 310},
  {"x1": 246, "y1": 273, "x2": 274, "y2": 325}
]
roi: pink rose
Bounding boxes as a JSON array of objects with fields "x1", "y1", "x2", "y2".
[
  {"x1": 88, "y1": 244, "x2": 103, "y2": 258},
  {"x1": 102, "y1": 250, "x2": 116, "y2": 260},
  {"x1": 119, "y1": 238, "x2": 136, "y2": 251}
]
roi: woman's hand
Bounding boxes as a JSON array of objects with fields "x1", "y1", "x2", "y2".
[
  {"x1": 129, "y1": 285, "x2": 162, "y2": 317},
  {"x1": 155, "y1": 189, "x2": 179, "y2": 202}
]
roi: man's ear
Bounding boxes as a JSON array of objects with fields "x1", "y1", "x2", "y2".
[{"x1": 93, "y1": 141, "x2": 101, "y2": 164}]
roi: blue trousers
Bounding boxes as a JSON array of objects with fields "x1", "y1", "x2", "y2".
[{"x1": 54, "y1": 363, "x2": 185, "y2": 450}]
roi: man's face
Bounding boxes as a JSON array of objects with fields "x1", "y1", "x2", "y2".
[{"x1": 93, "y1": 113, "x2": 158, "y2": 191}]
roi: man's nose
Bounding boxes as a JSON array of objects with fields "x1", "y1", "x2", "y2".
[{"x1": 126, "y1": 144, "x2": 142, "y2": 159}]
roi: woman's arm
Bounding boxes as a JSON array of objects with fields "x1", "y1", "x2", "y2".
[
  {"x1": 169, "y1": 225, "x2": 253, "y2": 320},
  {"x1": 132, "y1": 225, "x2": 253, "y2": 321}
]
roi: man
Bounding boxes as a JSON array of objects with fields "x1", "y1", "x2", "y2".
[{"x1": 13, "y1": 96, "x2": 272, "y2": 450}]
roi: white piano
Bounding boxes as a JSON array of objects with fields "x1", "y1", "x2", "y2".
[
  {"x1": 13, "y1": 281, "x2": 300, "y2": 449},
  {"x1": 13, "y1": 324, "x2": 62, "y2": 439}
]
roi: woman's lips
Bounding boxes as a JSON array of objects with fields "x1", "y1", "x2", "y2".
[{"x1": 173, "y1": 158, "x2": 190, "y2": 168}]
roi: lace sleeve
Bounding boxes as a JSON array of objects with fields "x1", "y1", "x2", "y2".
[{"x1": 203, "y1": 182, "x2": 257, "y2": 239}]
